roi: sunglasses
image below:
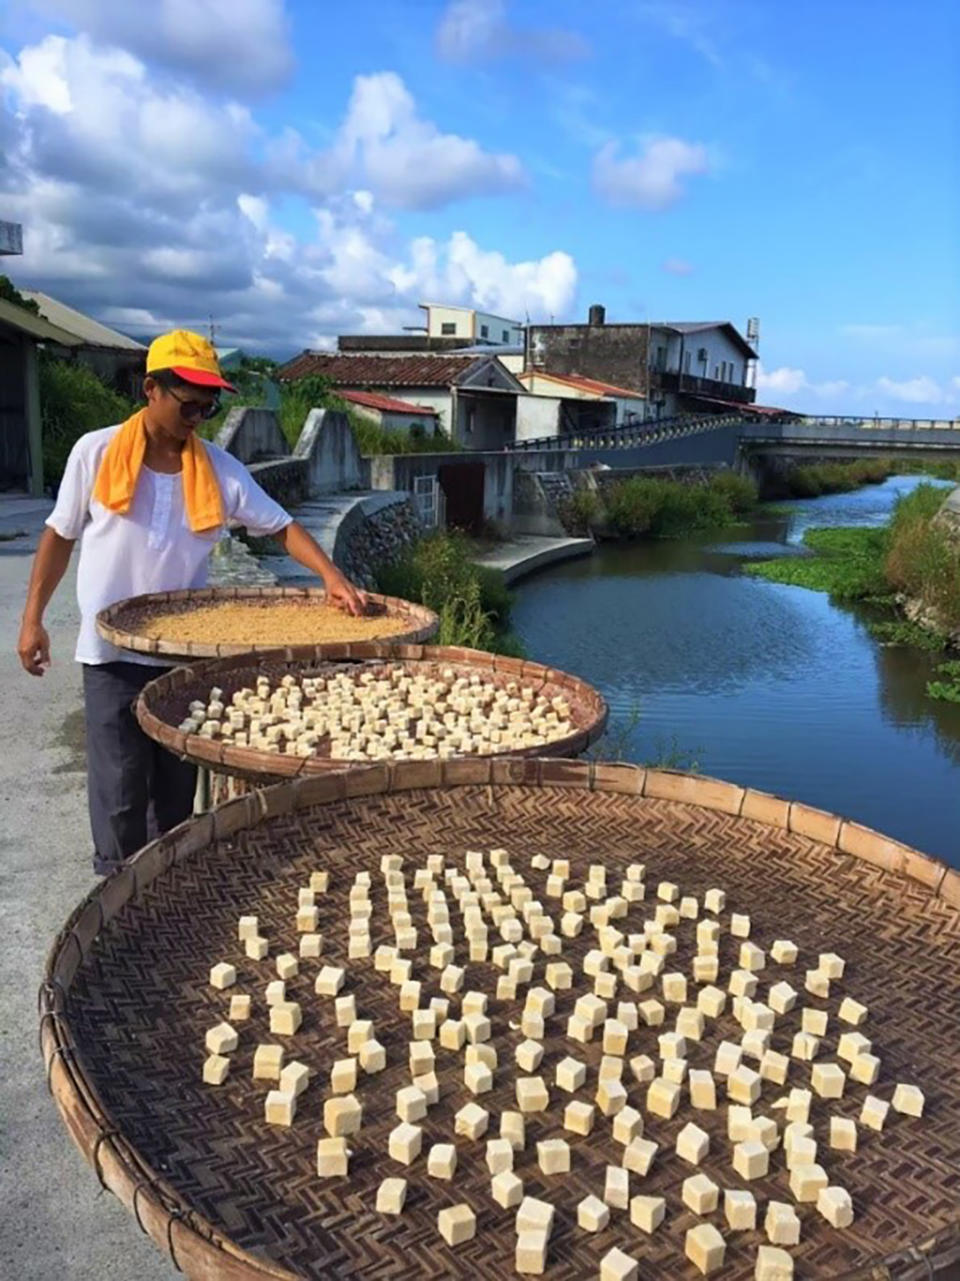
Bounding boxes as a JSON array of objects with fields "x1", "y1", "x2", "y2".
[{"x1": 166, "y1": 386, "x2": 221, "y2": 422}]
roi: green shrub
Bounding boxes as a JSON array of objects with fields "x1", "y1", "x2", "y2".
[
  {"x1": 556, "y1": 488, "x2": 600, "y2": 536},
  {"x1": 927, "y1": 661, "x2": 960, "y2": 702},
  {"x1": 601, "y1": 472, "x2": 752, "y2": 540},
  {"x1": 884, "y1": 485, "x2": 960, "y2": 632},
  {"x1": 39, "y1": 357, "x2": 136, "y2": 488},
  {"x1": 707, "y1": 469, "x2": 758, "y2": 514},
  {"x1": 784, "y1": 459, "x2": 894, "y2": 497}
]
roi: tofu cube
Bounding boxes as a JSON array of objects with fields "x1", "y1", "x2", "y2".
[
  {"x1": 732, "y1": 1141, "x2": 769, "y2": 1180},
  {"x1": 330, "y1": 1058, "x2": 357, "y2": 1094},
  {"x1": 485, "y1": 1137, "x2": 514, "y2": 1174},
  {"x1": 209, "y1": 962, "x2": 236, "y2": 990},
  {"x1": 892, "y1": 1083, "x2": 925, "y2": 1117},
  {"x1": 802, "y1": 1007, "x2": 829, "y2": 1037},
  {"x1": 597, "y1": 1078, "x2": 628, "y2": 1117},
  {"x1": 837, "y1": 1031, "x2": 871, "y2": 1063},
  {"x1": 603, "y1": 1018, "x2": 630, "y2": 1055},
  {"x1": 454, "y1": 1102, "x2": 489, "y2": 1139},
  {"x1": 252, "y1": 1043, "x2": 283, "y2": 1080},
  {"x1": 537, "y1": 1138, "x2": 570, "y2": 1175},
  {"x1": 229, "y1": 994, "x2": 251, "y2": 1022},
  {"x1": 556, "y1": 1056, "x2": 587, "y2": 1092},
  {"x1": 646, "y1": 1077, "x2": 681, "y2": 1119},
  {"x1": 829, "y1": 1116, "x2": 858, "y2": 1151},
  {"x1": 205, "y1": 1022, "x2": 238, "y2": 1056},
  {"x1": 516, "y1": 1075, "x2": 550, "y2": 1113},
  {"x1": 237, "y1": 915, "x2": 258, "y2": 940},
  {"x1": 202, "y1": 1054, "x2": 230, "y2": 1085},
  {"x1": 684, "y1": 1223, "x2": 726, "y2": 1275},
  {"x1": 270, "y1": 1002, "x2": 302, "y2": 1036},
  {"x1": 622, "y1": 1137, "x2": 658, "y2": 1176},
  {"x1": 768, "y1": 981, "x2": 797, "y2": 1014},
  {"x1": 765, "y1": 1200, "x2": 801, "y2": 1245},
  {"x1": 545, "y1": 961, "x2": 573, "y2": 991},
  {"x1": 812, "y1": 1062, "x2": 846, "y2": 1099},
  {"x1": 279, "y1": 1060, "x2": 311, "y2": 1097},
  {"x1": 515, "y1": 1230, "x2": 548, "y2": 1276},
  {"x1": 630, "y1": 1194, "x2": 665, "y2": 1233},
  {"x1": 817, "y1": 1185, "x2": 854, "y2": 1228},
  {"x1": 789, "y1": 1162, "x2": 828, "y2": 1203},
  {"x1": 464, "y1": 1062, "x2": 493, "y2": 1095},
  {"x1": 578, "y1": 1193, "x2": 610, "y2": 1233},
  {"x1": 437, "y1": 1203, "x2": 475, "y2": 1247},
  {"x1": 296, "y1": 905, "x2": 319, "y2": 932},
  {"x1": 689, "y1": 1069, "x2": 717, "y2": 1110},
  {"x1": 324, "y1": 1093, "x2": 362, "y2": 1137},
  {"x1": 276, "y1": 952, "x2": 299, "y2": 980},
  {"x1": 724, "y1": 1189, "x2": 757, "y2": 1230},
  {"x1": 613, "y1": 1106, "x2": 643, "y2": 1144},
  {"x1": 516, "y1": 1196, "x2": 555, "y2": 1234},
  {"x1": 564, "y1": 1100, "x2": 595, "y2": 1136},
  {"x1": 676, "y1": 1121, "x2": 710, "y2": 1165},
  {"x1": 849, "y1": 1053, "x2": 881, "y2": 1086},
  {"x1": 600, "y1": 1246, "x2": 639, "y2": 1281},
  {"x1": 492, "y1": 1170, "x2": 524, "y2": 1208},
  {"x1": 358, "y1": 1039, "x2": 386, "y2": 1073},
  {"x1": 500, "y1": 1110, "x2": 525, "y2": 1150},
  {"x1": 314, "y1": 965, "x2": 344, "y2": 996},
  {"x1": 860, "y1": 1094, "x2": 890, "y2": 1131},
  {"x1": 264, "y1": 1089, "x2": 296, "y2": 1126},
  {"x1": 704, "y1": 888, "x2": 726, "y2": 913},
  {"x1": 662, "y1": 972, "x2": 687, "y2": 1004},
  {"x1": 244, "y1": 935, "x2": 269, "y2": 961},
  {"x1": 740, "y1": 941, "x2": 766, "y2": 972},
  {"x1": 388, "y1": 1121, "x2": 423, "y2": 1165},
  {"x1": 604, "y1": 1165, "x2": 630, "y2": 1210},
  {"x1": 728, "y1": 1105, "x2": 753, "y2": 1142},
  {"x1": 316, "y1": 1137, "x2": 349, "y2": 1177},
  {"x1": 697, "y1": 985, "x2": 726, "y2": 1018},
  {"x1": 684, "y1": 1173, "x2": 721, "y2": 1220},
  {"x1": 265, "y1": 980, "x2": 286, "y2": 1008},
  {"x1": 516, "y1": 1040, "x2": 543, "y2": 1073},
  {"x1": 818, "y1": 952, "x2": 845, "y2": 979},
  {"x1": 756, "y1": 1246, "x2": 794, "y2": 1280},
  {"x1": 439, "y1": 1019, "x2": 466, "y2": 1051},
  {"x1": 729, "y1": 969, "x2": 758, "y2": 998},
  {"x1": 714, "y1": 1040, "x2": 742, "y2": 1077},
  {"x1": 770, "y1": 939, "x2": 798, "y2": 964},
  {"x1": 427, "y1": 1142, "x2": 457, "y2": 1180},
  {"x1": 727, "y1": 1065, "x2": 761, "y2": 1105},
  {"x1": 299, "y1": 933, "x2": 323, "y2": 959},
  {"x1": 396, "y1": 1084, "x2": 428, "y2": 1122},
  {"x1": 630, "y1": 1054, "x2": 656, "y2": 1084},
  {"x1": 376, "y1": 1177, "x2": 407, "y2": 1214},
  {"x1": 730, "y1": 912, "x2": 750, "y2": 937}
]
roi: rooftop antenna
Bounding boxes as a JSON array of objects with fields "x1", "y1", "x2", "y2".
[
  {"x1": 745, "y1": 317, "x2": 760, "y2": 390},
  {"x1": 208, "y1": 315, "x2": 218, "y2": 346}
]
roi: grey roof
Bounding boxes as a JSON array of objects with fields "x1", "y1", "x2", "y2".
[
  {"x1": 0, "y1": 296, "x2": 82, "y2": 345},
  {"x1": 20, "y1": 290, "x2": 146, "y2": 350},
  {"x1": 652, "y1": 321, "x2": 757, "y2": 358}
]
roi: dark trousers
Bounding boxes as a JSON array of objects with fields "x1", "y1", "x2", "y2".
[{"x1": 82, "y1": 662, "x2": 197, "y2": 876}]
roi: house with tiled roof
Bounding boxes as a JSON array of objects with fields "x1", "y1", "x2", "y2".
[
  {"x1": 277, "y1": 350, "x2": 527, "y2": 450},
  {"x1": 336, "y1": 389, "x2": 439, "y2": 436}
]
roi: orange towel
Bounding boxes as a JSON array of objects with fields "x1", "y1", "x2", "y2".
[{"x1": 93, "y1": 408, "x2": 224, "y2": 533}]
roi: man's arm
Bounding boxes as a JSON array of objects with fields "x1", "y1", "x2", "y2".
[
  {"x1": 18, "y1": 528, "x2": 76, "y2": 675},
  {"x1": 273, "y1": 522, "x2": 366, "y2": 616}
]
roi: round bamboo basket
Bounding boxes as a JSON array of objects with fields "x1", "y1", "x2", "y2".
[
  {"x1": 96, "y1": 586, "x2": 439, "y2": 661},
  {"x1": 134, "y1": 643, "x2": 609, "y2": 783},
  {"x1": 40, "y1": 760, "x2": 960, "y2": 1280}
]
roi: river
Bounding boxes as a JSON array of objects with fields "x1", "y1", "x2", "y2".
[{"x1": 511, "y1": 476, "x2": 960, "y2": 866}]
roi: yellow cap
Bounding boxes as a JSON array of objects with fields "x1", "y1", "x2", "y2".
[{"x1": 146, "y1": 329, "x2": 236, "y2": 391}]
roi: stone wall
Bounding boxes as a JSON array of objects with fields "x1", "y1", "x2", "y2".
[
  {"x1": 526, "y1": 322, "x2": 650, "y2": 395},
  {"x1": 247, "y1": 457, "x2": 309, "y2": 508},
  {"x1": 335, "y1": 497, "x2": 423, "y2": 590}
]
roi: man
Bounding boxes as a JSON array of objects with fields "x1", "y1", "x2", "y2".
[{"x1": 17, "y1": 329, "x2": 364, "y2": 876}]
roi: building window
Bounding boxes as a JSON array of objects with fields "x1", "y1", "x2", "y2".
[
  {"x1": 441, "y1": 322, "x2": 456, "y2": 335},
  {"x1": 655, "y1": 346, "x2": 666, "y2": 371},
  {"x1": 466, "y1": 405, "x2": 475, "y2": 434},
  {"x1": 683, "y1": 352, "x2": 691, "y2": 374},
  {"x1": 480, "y1": 324, "x2": 489, "y2": 338},
  {"x1": 714, "y1": 365, "x2": 720, "y2": 380},
  {"x1": 502, "y1": 329, "x2": 509, "y2": 342}
]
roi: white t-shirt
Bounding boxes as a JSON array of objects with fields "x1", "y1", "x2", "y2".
[{"x1": 47, "y1": 425, "x2": 293, "y2": 665}]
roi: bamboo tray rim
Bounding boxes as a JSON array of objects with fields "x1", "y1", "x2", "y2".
[
  {"x1": 40, "y1": 760, "x2": 960, "y2": 1281},
  {"x1": 133, "y1": 643, "x2": 610, "y2": 780},
  {"x1": 96, "y1": 586, "x2": 439, "y2": 660}
]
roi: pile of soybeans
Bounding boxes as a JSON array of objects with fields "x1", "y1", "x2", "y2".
[
  {"x1": 137, "y1": 599, "x2": 414, "y2": 647},
  {"x1": 179, "y1": 666, "x2": 576, "y2": 760}
]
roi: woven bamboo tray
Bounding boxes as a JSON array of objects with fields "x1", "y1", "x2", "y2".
[
  {"x1": 134, "y1": 644, "x2": 609, "y2": 782},
  {"x1": 40, "y1": 761, "x2": 960, "y2": 1280},
  {"x1": 96, "y1": 586, "x2": 439, "y2": 660}
]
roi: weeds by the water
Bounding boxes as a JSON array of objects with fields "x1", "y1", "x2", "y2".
[
  {"x1": 868, "y1": 619, "x2": 948, "y2": 651},
  {"x1": 783, "y1": 458, "x2": 894, "y2": 497},
  {"x1": 744, "y1": 526, "x2": 890, "y2": 600},
  {"x1": 643, "y1": 735, "x2": 703, "y2": 773},
  {"x1": 560, "y1": 470, "x2": 759, "y2": 541},
  {"x1": 927, "y1": 661, "x2": 960, "y2": 703}
]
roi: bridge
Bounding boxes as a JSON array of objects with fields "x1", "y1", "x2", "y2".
[{"x1": 509, "y1": 413, "x2": 960, "y2": 456}]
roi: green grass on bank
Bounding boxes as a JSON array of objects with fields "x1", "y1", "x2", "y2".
[
  {"x1": 745, "y1": 526, "x2": 891, "y2": 600},
  {"x1": 781, "y1": 457, "x2": 895, "y2": 497},
  {"x1": 558, "y1": 470, "x2": 759, "y2": 540}
]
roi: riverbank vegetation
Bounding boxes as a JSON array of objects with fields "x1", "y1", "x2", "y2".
[
  {"x1": 376, "y1": 530, "x2": 523, "y2": 655},
  {"x1": 40, "y1": 357, "x2": 136, "y2": 487},
  {"x1": 559, "y1": 471, "x2": 759, "y2": 539},
  {"x1": 781, "y1": 458, "x2": 894, "y2": 497},
  {"x1": 745, "y1": 486, "x2": 960, "y2": 687}
]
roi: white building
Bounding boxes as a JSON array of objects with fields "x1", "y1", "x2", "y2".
[
  {"x1": 516, "y1": 370, "x2": 646, "y2": 441},
  {"x1": 420, "y1": 303, "x2": 523, "y2": 347},
  {"x1": 336, "y1": 389, "x2": 441, "y2": 436}
]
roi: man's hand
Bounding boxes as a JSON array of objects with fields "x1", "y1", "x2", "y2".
[
  {"x1": 325, "y1": 570, "x2": 367, "y2": 617},
  {"x1": 18, "y1": 619, "x2": 51, "y2": 676}
]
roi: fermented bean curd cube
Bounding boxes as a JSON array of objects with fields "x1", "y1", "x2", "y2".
[
  {"x1": 791, "y1": 1032, "x2": 820, "y2": 1062},
  {"x1": 276, "y1": 952, "x2": 299, "y2": 980},
  {"x1": 206, "y1": 1022, "x2": 238, "y2": 1055},
  {"x1": 515, "y1": 1229, "x2": 548, "y2": 1276},
  {"x1": 252, "y1": 1044, "x2": 283, "y2": 1081},
  {"x1": 521, "y1": 1011, "x2": 545, "y2": 1039},
  {"x1": 790, "y1": 1162, "x2": 828, "y2": 1203},
  {"x1": 714, "y1": 1040, "x2": 743, "y2": 1077},
  {"x1": 335, "y1": 993, "x2": 358, "y2": 1027},
  {"x1": 742, "y1": 1028, "x2": 772, "y2": 1060},
  {"x1": 724, "y1": 1189, "x2": 757, "y2": 1230},
  {"x1": 786, "y1": 1088, "x2": 812, "y2": 1123},
  {"x1": 597, "y1": 1078, "x2": 628, "y2": 1116},
  {"x1": 740, "y1": 942, "x2": 766, "y2": 972},
  {"x1": 330, "y1": 1058, "x2": 357, "y2": 1094},
  {"x1": 265, "y1": 980, "x2": 286, "y2": 1007},
  {"x1": 279, "y1": 1061, "x2": 311, "y2": 1097},
  {"x1": 358, "y1": 1039, "x2": 386, "y2": 1073},
  {"x1": 617, "y1": 1002, "x2": 639, "y2": 1030},
  {"x1": 209, "y1": 962, "x2": 236, "y2": 990},
  {"x1": 683, "y1": 1172, "x2": 720, "y2": 1214},
  {"x1": 860, "y1": 1093, "x2": 890, "y2": 1131},
  {"x1": 801, "y1": 1008, "x2": 829, "y2": 1037},
  {"x1": 756, "y1": 1246, "x2": 794, "y2": 1281},
  {"x1": 601, "y1": 1246, "x2": 639, "y2": 1281},
  {"x1": 728, "y1": 1065, "x2": 761, "y2": 1105},
  {"x1": 731, "y1": 913, "x2": 751, "y2": 937},
  {"x1": 603, "y1": 1019, "x2": 630, "y2": 1055},
  {"x1": 760, "y1": 1049, "x2": 790, "y2": 1086},
  {"x1": 697, "y1": 918, "x2": 720, "y2": 947},
  {"x1": 765, "y1": 1200, "x2": 801, "y2": 1245},
  {"x1": 654, "y1": 903, "x2": 679, "y2": 929},
  {"x1": 439, "y1": 1019, "x2": 466, "y2": 1051},
  {"x1": 427, "y1": 1142, "x2": 457, "y2": 1180},
  {"x1": 348, "y1": 1020, "x2": 374, "y2": 1053},
  {"x1": 238, "y1": 915, "x2": 258, "y2": 941},
  {"x1": 676, "y1": 1121, "x2": 710, "y2": 1165},
  {"x1": 812, "y1": 1062, "x2": 846, "y2": 1098},
  {"x1": 770, "y1": 939, "x2": 798, "y2": 964},
  {"x1": 389, "y1": 957, "x2": 412, "y2": 984},
  {"x1": 409, "y1": 1041, "x2": 434, "y2": 1076},
  {"x1": 561, "y1": 911, "x2": 584, "y2": 937},
  {"x1": 679, "y1": 895, "x2": 699, "y2": 919},
  {"x1": 747, "y1": 1117, "x2": 780, "y2": 1153},
  {"x1": 398, "y1": 980, "x2": 421, "y2": 1013},
  {"x1": 229, "y1": 994, "x2": 251, "y2": 1022},
  {"x1": 893, "y1": 1083, "x2": 925, "y2": 1117},
  {"x1": 265, "y1": 1089, "x2": 296, "y2": 1127},
  {"x1": 396, "y1": 1085, "x2": 428, "y2": 1122},
  {"x1": 517, "y1": 1076, "x2": 549, "y2": 1113},
  {"x1": 492, "y1": 1170, "x2": 524, "y2": 1209},
  {"x1": 676, "y1": 1007, "x2": 705, "y2": 1042},
  {"x1": 689, "y1": 1069, "x2": 717, "y2": 1110},
  {"x1": 650, "y1": 933, "x2": 677, "y2": 958},
  {"x1": 500, "y1": 1111, "x2": 525, "y2": 1151},
  {"x1": 526, "y1": 986, "x2": 556, "y2": 1018},
  {"x1": 464, "y1": 1062, "x2": 493, "y2": 1095},
  {"x1": 454, "y1": 1101, "x2": 489, "y2": 1140},
  {"x1": 657, "y1": 880, "x2": 679, "y2": 902},
  {"x1": 556, "y1": 1056, "x2": 586, "y2": 1092},
  {"x1": 630, "y1": 1194, "x2": 665, "y2": 1233},
  {"x1": 545, "y1": 961, "x2": 572, "y2": 990},
  {"x1": 567, "y1": 1014, "x2": 593, "y2": 1043},
  {"x1": 729, "y1": 970, "x2": 758, "y2": 998},
  {"x1": 299, "y1": 933, "x2": 323, "y2": 959},
  {"x1": 840, "y1": 994, "x2": 866, "y2": 1024},
  {"x1": 604, "y1": 1165, "x2": 630, "y2": 1210},
  {"x1": 818, "y1": 1185, "x2": 854, "y2": 1228},
  {"x1": 733, "y1": 1141, "x2": 769, "y2": 1180},
  {"x1": 203, "y1": 1054, "x2": 230, "y2": 1085},
  {"x1": 663, "y1": 1058, "x2": 687, "y2": 1085},
  {"x1": 829, "y1": 1116, "x2": 858, "y2": 1151},
  {"x1": 413, "y1": 1071, "x2": 439, "y2": 1105},
  {"x1": 377, "y1": 1177, "x2": 407, "y2": 1214},
  {"x1": 389, "y1": 1121, "x2": 423, "y2": 1165},
  {"x1": 316, "y1": 1137, "x2": 349, "y2": 1178},
  {"x1": 245, "y1": 935, "x2": 269, "y2": 960},
  {"x1": 537, "y1": 1138, "x2": 570, "y2": 1175},
  {"x1": 837, "y1": 1031, "x2": 871, "y2": 1063},
  {"x1": 784, "y1": 1124, "x2": 814, "y2": 1156},
  {"x1": 315, "y1": 966, "x2": 344, "y2": 996},
  {"x1": 850, "y1": 1053, "x2": 880, "y2": 1086},
  {"x1": 646, "y1": 1076, "x2": 681, "y2": 1119},
  {"x1": 786, "y1": 1137, "x2": 817, "y2": 1170},
  {"x1": 577, "y1": 1193, "x2": 610, "y2": 1233},
  {"x1": 742, "y1": 1000, "x2": 774, "y2": 1032},
  {"x1": 324, "y1": 1093, "x2": 362, "y2": 1137},
  {"x1": 623, "y1": 1136, "x2": 658, "y2": 1176},
  {"x1": 768, "y1": 981, "x2": 797, "y2": 1014},
  {"x1": 685, "y1": 1223, "x2": 726, "y2": 1276},
  {"x1": 296, "y1": 905, "x2": 319, "y2": 932},
  {"x1": 818, "y1": 952, "x2": 845, "y2": 979},
  {"x1": 629, "y1": 1054, "x2": 656, "y2": 1085},
  {"x1": 658, "y1": 1031, "x2": 686, "y2": 1059},
  {"x1": 516, "y1": 1195, "x2": 556, "y2": 1235},
  {"x1": 438, "y1": 1203, "x2": 475, "y2": 1247},
  {"x1": 463, "y1": 1011, "x2": 490, "y2": 1043},
  {"x1": 805, "y1": 968, "x2": 830, "y2": 998},
  {"x1": 728, "y1": 1105, "x2": 753, "y2": 1141},
  {"x1": 693, "y1": 955, "x2": 719, "y2": 983},
  {"x1": 485, "y1": 1137, "x2": 514, "y2": 1175},
  {"x1": 595, "y1": 972, "x2": 618, "y2": 1000},
  {"x1": 613, "y1": 1106, "x2": 644, "y2": 1144},
  {"x1": 564, "y1": 1100, "x2": 595, "y2": 1136}
]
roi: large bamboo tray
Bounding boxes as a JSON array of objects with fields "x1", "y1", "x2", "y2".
[
  {"x1": 134, "y1": 644, "x2": 609, "y2": 782},
  {"x1": 40, "y1": 761, "x2": 960, "y2": 1280},
  {"x1": 96, "y1": 586, "x2": 439, "y2": 661}
]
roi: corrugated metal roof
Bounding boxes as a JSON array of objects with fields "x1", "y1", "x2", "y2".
[
  {"x1": 20, "y1": 290, "x2": 146, "y2": 350},
  {"x1": 338, "y1": 389, "x2": 438, "y2": 415},
  {"x1": 520, "y1": 369, "x2": 646, "y2": 400},
  {"x1": 0, "y1": 296, "x2": 83, "y2": 345},
  {"x1": 278, "y1": 352, "x2": 482, "y2": 387},
  {"x1": 653, "y1": 321, "x2": 757, "y2": 358}
]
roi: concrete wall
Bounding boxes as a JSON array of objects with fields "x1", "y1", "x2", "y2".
[
  {"x1": 517, "y1": 393, "x2": 561, "y2": 441},
  {"x1": 370, "y1": 450, "x2": 518, "y2": 526},
  {"x1": 216, "y1": 406, "x2": 289, "y2": 462},
  {"x1": 294, "y1": 408, "x2": 366, "y2": 493},
  {"x1": 526, "y1": 322, "x2": 650, "y2": 397},
  {"x1": 455, "y1": 390, "x2": 516, "y2": 451}
]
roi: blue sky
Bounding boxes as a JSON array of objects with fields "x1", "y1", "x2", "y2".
[{"x1": 1, "y1": 0, "x2": 957, "y2": 414}]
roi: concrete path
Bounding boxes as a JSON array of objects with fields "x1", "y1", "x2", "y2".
[
  {"x1": 0, "y1": 499, "x2": 175, "y2": 1280},
  {"x1": 471, "y1": 534, "x2": 594, "y2": 585}
]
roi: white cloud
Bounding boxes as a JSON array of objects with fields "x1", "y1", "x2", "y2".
[
  {"x1": 436, "y1": 0, "x2": 589, "y2": 64},
  {"x1": 661, "y1": 257, "x2": 693, "y2": 275},
  {"x1": 875, "y1": 375, "x2": 947, "y2": 405},
  {"x1": 593, "y1": 136, "x2": 710, "y2": 210},
  {"x1": 755, "y1": 365, "x2": 849, "y2": 400},
  {"x1": 33, "y1": 0, "x2": 293, "y2": 96}
]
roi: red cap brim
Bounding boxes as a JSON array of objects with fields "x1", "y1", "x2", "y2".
[{"x1": 170, "y1": 365, "x2": 237, "y2": 393}]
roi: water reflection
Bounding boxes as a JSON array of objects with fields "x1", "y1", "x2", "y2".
[{"x1": 512, "y1": 477, "x2": 960, "y2": 864}]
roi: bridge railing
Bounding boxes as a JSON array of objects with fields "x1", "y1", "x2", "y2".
[
  {"x1": 508, "y1": 411, "x2": 750, "y2": 453},
  {"x1": 796, "y1": 416, "x2": 959, "y2": 431}
]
